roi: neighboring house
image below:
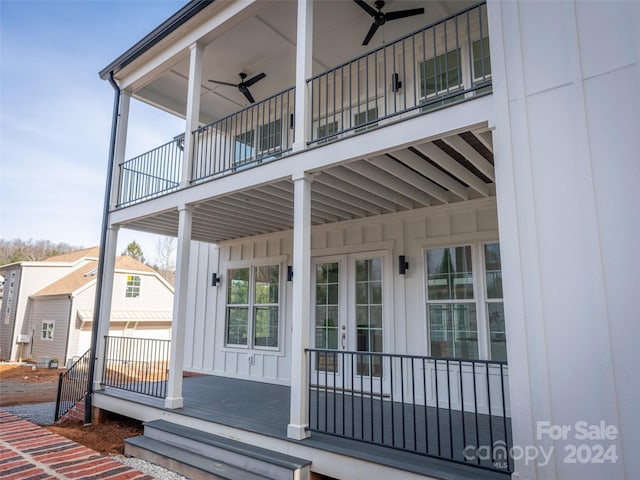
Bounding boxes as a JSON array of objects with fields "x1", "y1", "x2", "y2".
[
  {"x1": 90, "y1": 2, "x2": 638, "y2": 480},
  {"x1": 0, "y1": 248, "x2": 174, "y2": 365},
  {"x1": 0, "y1": 247, "x2": 101, "y2": 361}
]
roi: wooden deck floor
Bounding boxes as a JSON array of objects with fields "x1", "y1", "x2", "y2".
[{"x1": 99, "y1": 375, "x2": 511, "y2": 479}]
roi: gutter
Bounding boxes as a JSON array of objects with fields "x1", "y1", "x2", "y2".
[
  {"x1": 98, "y1": 0, "x2": 214, "y2": 80},
  {"x1": 85, "y1": 72, "x2": 121, "y2": 424}
]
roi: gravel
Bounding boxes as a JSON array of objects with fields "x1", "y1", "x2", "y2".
[
  {"x1": 2, "y1": 402, "x2": 56, "y2": 425},
  {"x1": 111, "y1": 455, "x2": 188, "y2": 480}
]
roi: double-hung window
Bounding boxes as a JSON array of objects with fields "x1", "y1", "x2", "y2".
[
  {"x1": 419, "y1": 48, "x2": 463, "y2": 109},
  {"x1": 226, "y1": 264, "x2": 280, "y2": 349},
  {"x1": 258, "y1": 119, "x2": 282, "y2": 156},
  {"x1": 42, "y1": 321, "x2": 54, "y2": 340},
  {"x1": 426, "y1": 242, "x2": 506, "y2": 361}
]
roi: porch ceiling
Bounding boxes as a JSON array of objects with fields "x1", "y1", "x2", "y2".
[
  {"x1": 132, "y1": 0, "x2": 477, "y2": 123},
  {"x1": 121, "y1": 127, "x2": 494, "y2": 243}
]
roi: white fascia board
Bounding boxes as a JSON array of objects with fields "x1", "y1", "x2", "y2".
[{"x1": 118, "y1": 0, "x2": 259, "y2": 92}]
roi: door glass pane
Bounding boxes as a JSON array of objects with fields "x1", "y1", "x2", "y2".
[
  {"x1": 484, "y1": 243, "x2": 503, "y2": 298},
  {"x1": 426, "y1": 246, "x2": 474, "y2": 300},
  {"x1": 428, "y1": 303, "x2": 478, "y2": 359},
  {"x1": 315, "y1": 262, "x2": 339, "y2": 372},
  {"x1": 488, "y1": 303, "x2": 507, "y2": 362},
  {"x1": 355, "y1": 258, "x2": 383, "y2": 377}
]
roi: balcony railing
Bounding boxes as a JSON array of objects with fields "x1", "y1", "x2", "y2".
[
  {"x1": 307, "y1": 349, "x2": 511, "y2": 474},
  {"x1": 117, "y1": 137, "x2": 183, "y2": 207},
  {"x1": 309, "y1": 2, "x2": 490, "y2": 143},
  {"x1": 115, "y1": 2, "x2": 490, "y2": 207},
  {"x1": 102, "y1": 336, "x2": 170, "y2": 398},
  {"x1": 191, "y1": 86, "x2": 295, "y2": 184}
]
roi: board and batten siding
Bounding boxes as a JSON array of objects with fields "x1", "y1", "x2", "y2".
[{"x1": 184, "y1": 197, "x2": 499, "y2": 386}]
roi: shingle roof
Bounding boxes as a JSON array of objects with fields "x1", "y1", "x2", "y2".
[
  {"x1": 32, "y1": 255, "x2": 160, "y2": 297},
  {"x1": 44, "y1": 246, "x2": 100, "y2": 262}
]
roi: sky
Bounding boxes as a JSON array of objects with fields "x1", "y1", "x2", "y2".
[{"x1": 0, "y1": 0, "x2": 188, "y2": 265}]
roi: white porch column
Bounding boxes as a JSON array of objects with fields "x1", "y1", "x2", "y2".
[
  {"x1": 181, "y1": 43, "x2": 203, "y2": 188},
  {"x1": 92, "y1": 225, "x2": 119, "y2": 391},
  {"x1": 292, "y1": 0, "x2": 313, "y2": 152},
  {"x1": 288, "y1": 172, "x2": 312, "y2": 440},
  {"x1": 110, "y1": 91, "x2": 130, "y2": 210},
  {"x1": 165, "y1": 205, "x2": 193, "y2": 409}
]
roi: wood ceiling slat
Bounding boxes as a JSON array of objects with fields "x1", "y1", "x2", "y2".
[
  {"x1": 367, "y1": 155, "x2": 450, "y2": 204},
  {"x1": 413, "y1": 142, "x2": 490, "y2": 197},
  {"x1": 345, "y1": 161, "x2": 432, "y2": 207},
  {"x1": 441, "y1": 135, "x2": 495, "y2": 182},
  {"x1": 392, "y1": 149, "x2": 469, "y2": 200}
]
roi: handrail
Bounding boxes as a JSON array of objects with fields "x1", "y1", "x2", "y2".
[{"x1": 54, "y1": 349, "x2": 91, "y2": 421}]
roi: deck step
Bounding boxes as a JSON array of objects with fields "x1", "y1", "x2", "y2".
[
  {"x1": 125, "y1": 436, "x2": 270, "y2": 480},
  {"x1": 128, "y1": 419, "x2": 311, "y2": 480}
]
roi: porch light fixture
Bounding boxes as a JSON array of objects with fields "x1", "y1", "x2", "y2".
[
  {"x1": 398, "y1": 255, "x2": 409, "y2": 275},
  {"x1": 211, "y1": 273, "x2": 221, "y2": 287},
  {"x1": 287, "y1": 266, "x2": 293, "y2": 282},
  {"x1": 391, "y1": 73, "x2": 402, "y2": 92}
]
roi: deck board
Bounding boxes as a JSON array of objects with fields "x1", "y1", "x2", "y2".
[{"x1": 100, "y1": 375, "x2": 511, "y2": 479}]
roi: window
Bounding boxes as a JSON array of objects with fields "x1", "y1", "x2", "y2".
[
  {"x1": 317, "y1": 120, "x2": 339, "y2": 144},
  {"x1": 225, "y1": 264, "x2": 280, "y2": 349},
  {"x1": 125, "y1": 275, "x2": 141, "y2": 298},
  {"x1": 355, "y1": 258, "x2": 383, "y2": 376},
  {"x1": 259, "y1": 119, "x2": 282, "y2": 155},
  {"x1": 426, "y1": 246, "x2": 478, "y2": 359},
  {"x1": 472, "y1": 37, "x2": 491, "y2": 84},
  {"x1": 353, "y1": 106, "x2": 378, "y2": 133},
  {"x1": 426, "y1": 243, "x2": 506, "y2": 361},
  {"x1": 419, "y1": 48, "x2": 463, "y2": 110},
  {"x1": 234, "y1": 130, "x2": 255, "y2": 165},
  {"x1": 41, "y1": 321, "x2": 54, "y2": 340}
]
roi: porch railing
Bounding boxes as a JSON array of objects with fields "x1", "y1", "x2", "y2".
[
  {"x1": 308, "y1": 1, "x2": 490, "y2": 144},
  {"x1": 54, "y1": 349, "x2": 90, "y2": 421},
  {"x1": 102, "y1": 336, "x2": 170, "y2": 398},
  {"x1": 117, "y1": 137, "x2": 183, "y2": 207},
  {"x1": 306, "y1": 349, "x2": 511, "y2": 474},
  {"x1": 191, "y1": 86, "x2": 295, "y2": 184}
]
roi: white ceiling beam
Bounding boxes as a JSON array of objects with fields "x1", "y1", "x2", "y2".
[
  {"x1": 312, "y1": 182, "x2": 382, "y2": 215},
  {"x1": 312, "y1": 191, "x2": 368, "y2": 218},
  {"x1": 327, "y1": 166, "x2": 415, "y2": 210},
  {"x1": 413, "y1": 142, "x2": 490, "y2": 197},
  {"x1": 268, "y1": 183, "x2": 353, "y2": 220},
  {"x1": 389, "y1": 149, "x2": 469, "y2": 200},
  {"x1": 367, "y1": 155, "x2": 451, "y2": 204},
  {"x1": 441, "y1": 134, "x2": 495, "y2": 182},
  {"x1": 473, "y1": 130, "x2": 493, "y2": 153},
  {"x1": 314, "y1": 174, "x2": 397, "y2": 212},
  {"x1": 345, "y1": 161, "x2": 432, "y2": 207}
]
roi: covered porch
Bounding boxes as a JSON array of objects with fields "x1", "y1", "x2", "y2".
[{"x1": 96, "y1": 337, "x2": 511, "y2": 477}]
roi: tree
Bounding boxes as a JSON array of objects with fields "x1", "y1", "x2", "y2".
[
  {"x1": 154, "y1": 236, "x2": 176, "y2": 285},
  {"x1": 0, "y1": 239, "x2": 81, "y2": 266},
  {"x1": 121, "y1": 241, "x2": 145, "y2": 264}
]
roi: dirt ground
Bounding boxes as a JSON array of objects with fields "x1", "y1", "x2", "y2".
[{"x1": 0, "y1": 363, "x2": 142, "y2": 454}]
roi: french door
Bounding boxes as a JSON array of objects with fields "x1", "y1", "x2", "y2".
[{"x1": 312, "y1": 251, "x2": 389, "y2": 393}]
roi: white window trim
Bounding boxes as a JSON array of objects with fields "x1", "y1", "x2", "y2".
[
  {"x1": 423, "y1": 241, "x2": 503, "y2": 361},
  {"x1": 41, "y1": 321, "x2": 55, "y2": 341},
  {"x1": 221, "y1": 256, "x2": 287, "y2": 355},
  {"x1": 125, "y1": 275, "x2": 141, "y2": 298}
]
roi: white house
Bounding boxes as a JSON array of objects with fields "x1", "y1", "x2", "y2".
[
  {"x1": 0, "y1": 247, "x2": 174, "y2": 365},
  {"x1": 90, "y1": 1, "x2": 639, "y2": 479}
]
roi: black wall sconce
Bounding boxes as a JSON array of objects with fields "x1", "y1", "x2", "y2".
[
  {"x1": 211, "y1": 273, "x2": 221, "y2": 286},
  {"x1": 391, "y1": 73, "x2": 402, "y2": 92},
  {"x1": 398, "y1": 255, "x2": 409, "y2": 275},
  {"x1": 287, "y1": 266, "x2": 294, "y2": 282}
]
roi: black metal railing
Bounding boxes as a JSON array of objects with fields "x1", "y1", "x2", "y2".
[
  {"x1": 308, "y1": 2, "x2": 490, "y2": 144},
  {"x1": 54, "y1": 349, "x2": 90, "y2": 421},
  {"x1": 102, "y1": 336, "x2": 170, "y2": 398},
  {"x1": 191, "y1": 86, "x2": 295, "y2": 183},
  {"x1": 117, "y1": 136, "x2": 183, "y2": 206},
  {"x1": 307, "y1": 349, "x2": 511, "y2": 473}
]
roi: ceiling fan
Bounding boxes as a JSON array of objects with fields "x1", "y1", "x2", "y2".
[
  {"x1": 208, "y1": 72, "x2": 266, "y2": 104},
  {"x1": 354, "y1": 0, "x2": 425, "y2": 45}
]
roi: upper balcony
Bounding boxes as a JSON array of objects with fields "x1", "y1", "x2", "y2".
[{"x1": 108, "y1": 1, "x2": 491, "y2": 211}]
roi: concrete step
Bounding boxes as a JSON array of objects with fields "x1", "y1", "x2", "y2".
[
  {"x1": 125, "y1": 436, "x2": 271, "y2": 480},
  {"x1": 130, "y1": 419, "x2": 311, "y2": 480}
]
